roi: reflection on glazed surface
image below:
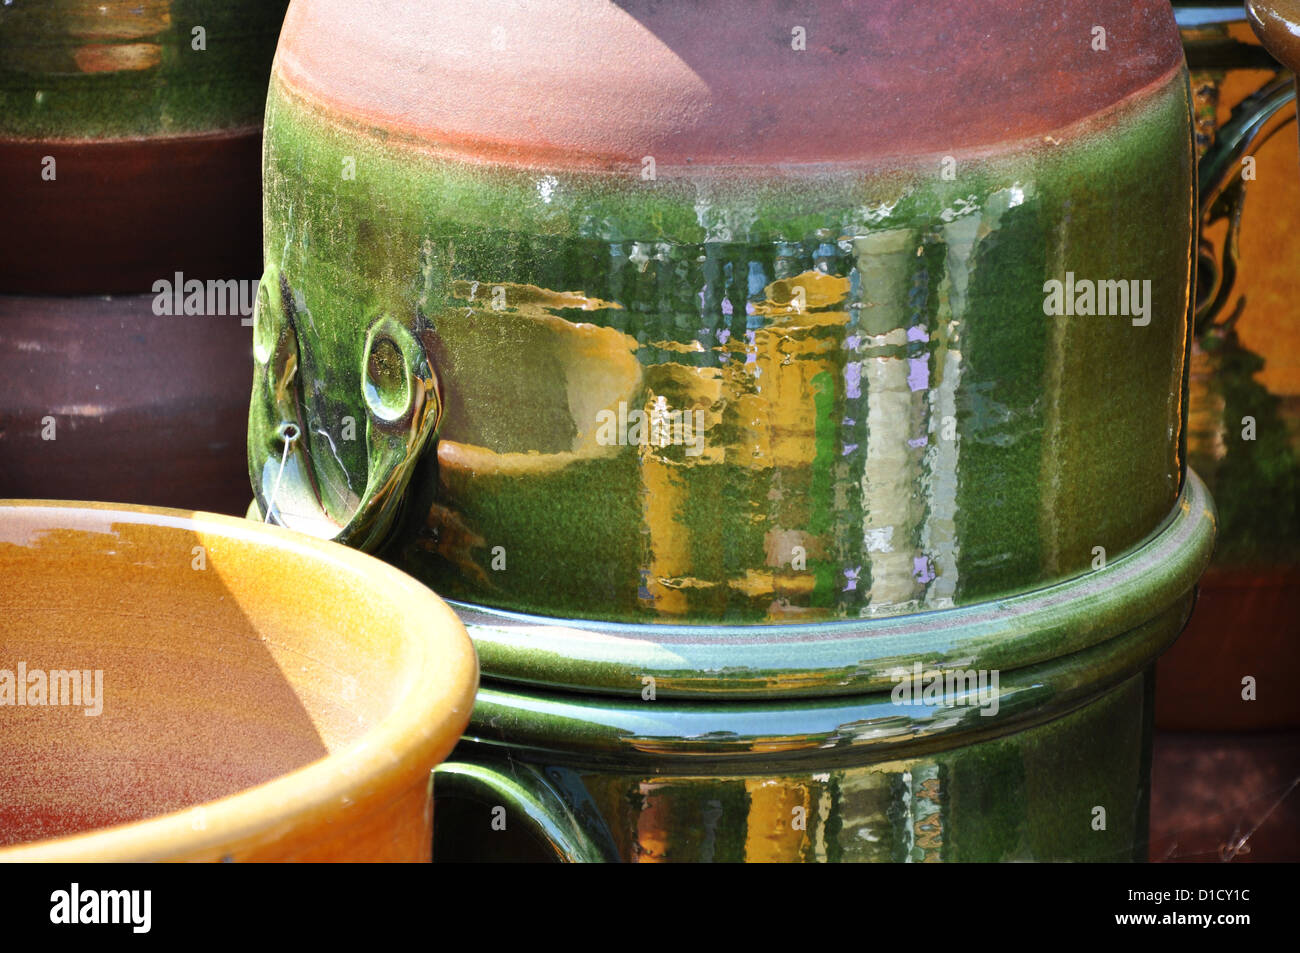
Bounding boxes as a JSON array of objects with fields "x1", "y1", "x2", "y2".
[
  {"x1": 256, "y1": 66, "x2": 1194, "y2": 623},
  {"x1": 0, "y1": 0, "x2": 287, "y2": 138},
  {"x1": 246, "y1": 264, "x2": 443, "y2": 552},
  {"x1": 441, "y1": 670, "x2": 1153, "y2": 862}
]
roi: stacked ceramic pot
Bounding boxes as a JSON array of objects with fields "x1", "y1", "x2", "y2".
[
  {"x1": 0, "y1": 0, "x2": 286, "y2": 514},
  {"x1": 251, "y1": 0, "x2": 1218, "y2": 860}
]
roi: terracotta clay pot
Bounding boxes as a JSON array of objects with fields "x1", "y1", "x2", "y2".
[
  {"x1": 0, "y1": 294, "x2": 253, "y2": 515},
  {"x1": 0, "y1": 500, "x2": 477, "y2": 861},
  {"x1": 0, "y1": 0, "x2": 287, "y2": 293},
  {"x1": 251, "y1": 0, "x2": 1200, "y2": 626}
]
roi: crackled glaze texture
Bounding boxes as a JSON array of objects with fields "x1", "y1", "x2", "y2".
[{"x1": 253, "y1": 0, "x2": 1196, "y2": 623}]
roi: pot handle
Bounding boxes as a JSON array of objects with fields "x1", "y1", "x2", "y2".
[
  {"x1": 1194, "y1": 69, "x2": 1297, "y2": 337},
  {"x1": 433, "y1": 760, "x2": 615, "y2": 862},
  {"x1": 247, "y1": 265, "x2": 442, "y2": 551}
]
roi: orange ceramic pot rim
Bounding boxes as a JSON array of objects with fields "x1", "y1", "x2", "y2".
[{"x1": 0, "y1": 500, "x2": 479, "y2": 862}]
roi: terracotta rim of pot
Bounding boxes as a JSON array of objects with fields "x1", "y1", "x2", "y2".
[
  {"x1": 272, "y1": 0, "x2": 1185, "y2": 171},
  {"x1": 0, "y1": 500, "x2": 479, "y2": 862},
  {"x1": 454, "y1": 469, "x2": 1216, "y2": 700}
]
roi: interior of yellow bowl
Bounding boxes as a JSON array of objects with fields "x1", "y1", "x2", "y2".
[{"x1": 0, "y1": 501, "x2": 477, "y2": 861}]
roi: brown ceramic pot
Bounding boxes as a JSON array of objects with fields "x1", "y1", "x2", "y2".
[{"x1": 0, "y1": 294, "x2": 253, "y2": 515}]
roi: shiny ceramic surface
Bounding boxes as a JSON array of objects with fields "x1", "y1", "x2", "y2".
[
  {"x1": 0, "y1": 0, "x2": 288, "y2": 292},
  {"x1": 454, "y1": 471, "x2": 1217, "y2": 698},
  {"x1": 0, "y1": 500, "x2": 478, "y2": 861},
  {"x1": 433, "y1": 472, "x2": 1216, "y2": 861},
  {"x1": 251, "y1": 0, "x2": 1197, "y2": 624},
  {"x1": 1246, "y1": 0, "x2": 1300, "y2": 72}
]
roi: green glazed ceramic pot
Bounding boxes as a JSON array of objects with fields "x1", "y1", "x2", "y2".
[
  {"x1": 251, "y1": 0, "x2": 1199, "y2": 626},
  {"x1": 0, "y1": 0, "x2": 289, "y2": 292},
  {"x1": 432, "y1": 473, "x2": 1215, "y2": 862},
  {"x1": 249, "y1": 1, "x2": 1224, "y2": 861}
]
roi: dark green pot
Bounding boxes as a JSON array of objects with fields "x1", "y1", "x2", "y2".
[
  {"x1": 433, "y1": 473, "x2": 1215, "y2": 861},
  {"x1": 0, "y1": 0, "x2": 286, "y2": 139}
]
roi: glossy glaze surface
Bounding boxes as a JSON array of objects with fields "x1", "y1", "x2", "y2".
[
  {"x1": 1247, "y1": 0, "x2": 1300, "y2": 73},
  {"x1": 453, "y1": 471, "x2": 1215, "y2": 698},
  {"x1": 432, "y1": 473, "x2": 1213, "y2": 860},
  {"x1": 436, "y1": 610, "x2": 1182, "y2": 862},
  {"x1": 254, "y1": 0, "x2": 1196, "y2": 623},
  {"x1": 0, "y1": 0, "x2": 287, "y2": 139},
  {"x1": 0, "y1": 501, "x2": 478, "y2": 861}
]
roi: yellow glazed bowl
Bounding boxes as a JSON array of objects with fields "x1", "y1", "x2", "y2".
[{"x1": 0, "y1": 500, "x2": 478, "y2": 861}]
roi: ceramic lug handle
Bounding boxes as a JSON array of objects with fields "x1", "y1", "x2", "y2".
[
  {"x1": 1194, "y1": 9, "x2": 1298, "y2": 333},
  {"x1": 247, "y1": 265, "x2": 442, "y2": 550},
  {"x1": 1247, "y1": 0, "x2": 1300, "y2": 73},
  {"x1": 433, "y1": 761, "x2": 614, "y2": 863}
]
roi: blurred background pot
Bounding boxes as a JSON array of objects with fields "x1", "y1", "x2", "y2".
[
  {"x1": 1158, "y1": 3, "x2": 1300, "y2": 731},
  {"x1": 0, "y1": 294, "x2": 253, "y2": 514},
  {"x1": 252, "y1": 0, "x2": 1198, "y2": 626},
  {"x1": 0, "y1": 500, "x2": 477, "y2": 862},
  {"x1": 0, "y1": 0, "x2": 289, "y2": 514},
  {"x1": 0, "y1": 0, "x2": 287, "y2": 293}
]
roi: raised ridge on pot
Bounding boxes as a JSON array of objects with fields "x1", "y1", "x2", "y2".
[{"x1": 455, "y1": 470, "x2": 1216, "y2": 699}]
